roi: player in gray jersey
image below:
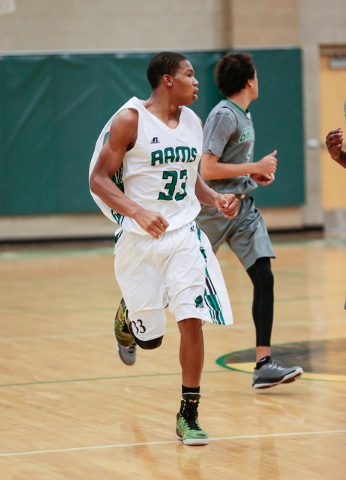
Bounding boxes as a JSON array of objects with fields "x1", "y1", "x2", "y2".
[{"x1": 198, "y1": 52, "x2": 303, "y2": 389}]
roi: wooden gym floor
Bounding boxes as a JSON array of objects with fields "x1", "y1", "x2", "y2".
[{"x1": 0, "y1": 236, "x2": 345, "y2": 479}]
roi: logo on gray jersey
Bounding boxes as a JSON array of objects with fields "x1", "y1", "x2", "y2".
[{"x1": 239, "y1": 126, "x2": 255, "y2": 143}]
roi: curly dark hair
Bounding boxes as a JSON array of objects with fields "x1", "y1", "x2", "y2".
[
  {"x1": 215, "y1": 52, "x2": 256, "y2": 97},
  {"x1": 147, "y1": 51, "x2": 188, "y2": 90}
]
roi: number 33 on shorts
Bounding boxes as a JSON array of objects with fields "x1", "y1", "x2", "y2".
[{"x1": 131, "y1": 319, "x2": 146, "y2": 334}]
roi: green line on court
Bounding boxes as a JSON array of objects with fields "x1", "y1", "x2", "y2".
[
  {"x1": 0, "y1": 369, "x2": 229, "y2": 389},
  {"x1": 1, "y1": 237, "x2": 346, "y2": 261},
  {"x1": 216, "y1": 339, "x2": 346, "y2": 383},
  {"x1": 216, "y1": 345, "x2": 256, "y2": 374}
]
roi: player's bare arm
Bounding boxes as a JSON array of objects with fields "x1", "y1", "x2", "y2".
[
  {"x1": 89, "y1": 109, "x2": 169, "y2": 239},
  {"x1": 200, "y1": 151, "x2": 277, "y2": 180},
  {"x1": 195, "y1": 174, "x2": 239, "y2": 219},
  {"x1": 326, "y1": 128, "x2": 346, "y2": 169}
]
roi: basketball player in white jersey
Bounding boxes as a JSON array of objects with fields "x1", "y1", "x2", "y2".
[{"x1": 89, "y1": 52, "x2": 239, "y2": 445}]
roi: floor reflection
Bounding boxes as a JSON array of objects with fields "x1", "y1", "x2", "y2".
[
  {"x1": 254, "y1": 395, "x2": 305, "y2": 425},
  {"x1": 176, "y1": 443, "x2": 206, "y2": 480}
]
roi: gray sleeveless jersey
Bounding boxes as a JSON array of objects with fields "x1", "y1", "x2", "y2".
[{"x1": 203, "y1": 99, "x2": 257, "y2": 195}]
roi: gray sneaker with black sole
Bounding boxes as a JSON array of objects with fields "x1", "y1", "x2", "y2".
[
  {"x1": 117, "y1": 341, "x2": 137, "y2": 366},
  {"x1": 252, "y1": 360, "x2": 303, "y2": 389}
]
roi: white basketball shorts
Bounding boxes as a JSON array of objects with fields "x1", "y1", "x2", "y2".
[{"x1": 114, "y1": 220, "x2": 233, "y2": 342}]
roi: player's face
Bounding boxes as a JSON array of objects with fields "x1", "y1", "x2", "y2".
[{"x1": 171, "y1": 60, "x2": 199, "y2": 105}]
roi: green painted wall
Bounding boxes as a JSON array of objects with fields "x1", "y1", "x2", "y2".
[{"x1": 0, "y1": 48, "x2": 304, "y2": 216}]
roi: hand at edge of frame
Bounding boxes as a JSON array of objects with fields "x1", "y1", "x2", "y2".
[{"x1": 326, "y1": 128, "x2": 343, "y2": 161}]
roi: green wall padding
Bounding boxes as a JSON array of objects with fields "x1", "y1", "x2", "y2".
[
  {"x1": 244, "y1": 48, "x2": 305, "y2": 208},
  {"x1": 0, "y1": 48, "x2": 304, "y2": 216}
]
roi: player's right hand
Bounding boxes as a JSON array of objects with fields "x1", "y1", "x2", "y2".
[
  {"x1": 326, "y1": 128, "x2": 343, "y2": 160},
  {"x1": 216, "y1": 193, "x2": 239, "y2": 219},
  {"x1": 134, "y1": 209, "x2": 169, "y2": 239},
  {"x1": 255, "y1": 150, "x2": 277, "y2": 175}
]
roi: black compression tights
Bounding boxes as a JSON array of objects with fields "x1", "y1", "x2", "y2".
[{"x1": 246, "y1": 257, "x2": 274, "y2": 347}]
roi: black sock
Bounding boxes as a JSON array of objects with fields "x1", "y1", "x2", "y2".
[
  {"x1": 182, "y1": 385, "x2": 200, "y2": 395},
  {"x1": 256, "y1": 356, "x2": 271, "y2": 370}
]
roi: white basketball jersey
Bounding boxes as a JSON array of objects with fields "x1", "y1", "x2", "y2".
[{"x1": 89, "y1": 97, "x2": 203, "y2": 235}]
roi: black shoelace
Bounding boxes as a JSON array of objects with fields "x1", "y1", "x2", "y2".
[
  {"x1": 182, "y1": 403, "x2": 200, "y2": 431},
  {"x1": 185, "y1": 416, "x2": 200, "y2": 431}
]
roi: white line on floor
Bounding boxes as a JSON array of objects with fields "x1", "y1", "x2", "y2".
[{"x1": 1, "y1": 430, "x2": 345, "y2": 457}]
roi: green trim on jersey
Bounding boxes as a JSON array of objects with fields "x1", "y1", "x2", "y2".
[
  {"x1": 111, "y1": 164, "x2": 125, "y2": 224},
  {"x1": 103, "y1": 132, "x2": 110, "y2": 145},
  {"x1": 223, "y1": 99, "x2": 248, "y2": 116},
  {"x1": 112, "y1": 211, "x2": 124, "y2": 225},
  {"x1": 196, "y1": 223, "x2": 225, "y2": 325},
  {"x1": 103, "y1": 130, "x2": 125, "y2": 225},
  {"x1": 114, "y1": 229, "x2": 123, "y2": 245},
  {"x1": 111, "y1": 167, "x2": 124, "y2": 193}
]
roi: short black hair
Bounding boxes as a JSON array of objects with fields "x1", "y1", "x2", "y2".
[
  {"x1": 147, "y1": 51, "x2": 188, "y2": 90},
  {"x1": 215, "y1": 52, "x2": 255, "y2": 97}
]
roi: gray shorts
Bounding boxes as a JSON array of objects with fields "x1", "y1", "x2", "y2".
[{"x1": 197, "y1": 195, "x2": 275, "y2": 271}]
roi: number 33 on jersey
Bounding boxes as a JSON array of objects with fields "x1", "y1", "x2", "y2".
[{"x1": 89, "y1": 96, "x2": 203, "y2": 235}]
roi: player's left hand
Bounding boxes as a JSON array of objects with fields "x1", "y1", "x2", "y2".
[
  {"x1": 250, "y1": 173, "x2": 275, "y2": 186},
  {"x1": 215, "y1": 193, "x2": 239, "y2": 219}
]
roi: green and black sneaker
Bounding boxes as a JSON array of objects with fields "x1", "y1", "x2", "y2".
[
  {"x1": 114, "y1": 298, "x2": 134, "y2": 348},
  {"x1": 176, "y1": 393, "x2": 209, "y2": 445}
]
